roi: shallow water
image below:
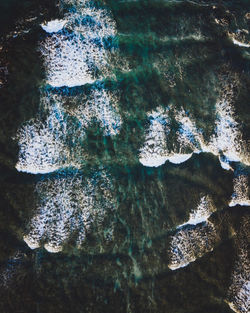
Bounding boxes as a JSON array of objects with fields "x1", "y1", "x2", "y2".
[{"x1": 0, "y1": 0, "x2": 249, "y2": 313}]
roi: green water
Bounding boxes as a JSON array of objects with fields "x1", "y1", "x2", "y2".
[{"x1": 0, "y1": 1, "x2": 249, "y2": 313}]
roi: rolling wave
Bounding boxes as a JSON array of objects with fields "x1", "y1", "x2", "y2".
[
  {"x1": 226, "y1": 216, "x2": 250, "y2": 313},
  {"x1": 168, "y1": 221, "x2": 218, "y2": 270},
  {"x1": 168, "y1": 195, "x2": 218, "y2": 270},
  {"x1": 23, "y1": 170, "x2": 116, "y2": 253},
  {"x1": 139, "y1": 71, "x2": 250, "y2": 171},
  {"x1": 15, "y1": 0, "x2": 121, "y2": 253}
]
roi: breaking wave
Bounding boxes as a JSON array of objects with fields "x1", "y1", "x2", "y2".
[
  {"x1": 229, "y1": 171, "x2": 250, "y2": 207},
  {"x1": 40, "y1": 1, "x2": 116, "y2": 87},
  {"x1": 168, "y1": 195, "x2": 218, "y2": 270},
  {"x1": 139, "y1": 106, "x2": 170, "y2": 167},
  {"x1": 15, "y1": 0, "x2": 122, "y2": 175},
  {"x1": 139, "y1": 71, "x2": 249, "y2": 170},
  {"x1": 139, "y1": 106, "x2": 204, "y2": 167},
  {"x1": 168, "y1": 221, "x2": 218, "y2": 270},
  {"x1": 23, "y1": 170, "x2": 116, "y2": 253},
  {"x1": 14, "y1": 0, "x2": 121, "y2": 253},
  {"x1": 41, "y1": 19, "x2": 67, "y2": 33},
  {"x1": 178, "y1": 195, "x2": 216, "y2": 227},
  {"x1": 226, "y1": 217, "x2": 250, "y2": 313},
  {"x1": 15, "y1": 86, "x2": 121, "y2": 174}
]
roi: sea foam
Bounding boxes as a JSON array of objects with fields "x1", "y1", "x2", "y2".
[
  {"x1": 16, "y1": 0, "x2": 120, "y2": 253},
  {"x1": 41, "y1": 19, "x2": 67, "y2": 33},
  {"x1": 226, "y1": 217, "x2": 250, "y2": 313},
  {"x1": 139, "y1": 107, "x2": 170, "y2": 167},
  {"x1": 15, "y1": 87, "x2": 121, "y2": 174},
  {"x1": 15, "y1": 116, "x2": 72, "y2": 174},
  {"x1": 139, "y1": 107, "x2": 204, "y2": 167},
  {"x1": 179, "y1": 195, "x2": 216, "y2": 227},
  {"x1": 23, "y1": 170, "x2": 116, "y2": 252},
  {"x1": 15, "y1": 93, "x2": 85, "y2": 174},
  {"x1": 229, "y1": 173, "x2": 250, "y2": 207},
  {"x1": 168, "y1": 221, "x2": 218, "y2": 270},
  {"x1": 16, "y1": 0, "x2": 121, "y2": 174},
  {"x1": 66, "y1": 87, "x2": 122, "y2": 136},
  {"x1": 168, "y1": 195, "x2": 217, "y2": 270},
  {"x1": 40, "y1": 3, "x2": 116, "y2": 88},
  {"x1": 139, "y1": 72, "x2": 249, "y2": 169}
]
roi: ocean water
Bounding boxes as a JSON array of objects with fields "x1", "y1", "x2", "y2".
[{"x1": 0, "y1": 0, "x2": 249, "y2": 313}]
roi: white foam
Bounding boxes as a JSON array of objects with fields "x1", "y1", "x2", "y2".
[
  {"x1": 15, "y1": 107, "x2": 78, "y2": 174},
  {"x1": 23, "y1": 235, "x2": 41, "y2": 250},
  {"x1": 164, "y1": 109, "x2": 208, "y2": 164},
  {"x1": 138, "y1": 107, "x2": 170, "y2": 167},
  {"x1": 69, "y1": 88, "x2": 122, "y2": 136},
  {"x1": 44, "y1": 243, "x2": 63, "y2": 253},
  {"x1": 205, "y1": 74, "x2": 250, "y2": 169},
  {"x1": 209, "y1": 97, "x2": 242, "y2": 162},
  {"x1": 227, "y1": 282, "x2": 250, "y2": 313},
  {"x1": 139, "y1": 74, "x2": 250, "y2": 170},
  {"x1": 15, "y1": 88, "x2": 121, "y2": 174},
  {"x1": 41, "y1": 33, "x2": 99, "y2": 88},
  {"x1": 175, "y1": 109, "x2": 204, "y2": 153},
  {"x1": 41, "y1": 19, "x2": 68, "y2": 33},
  {"x1": 65, "y1": 7, "x2": 116, "y2": 39},
  {"x1": 179, "y1": 195, "x2": 216, "y2": 227},
  {"x1": 171, "y1": 97, "x2": 248, "y2": 169},
  {"x1": 219, "y1": 156, "x2": 233, "y2": 171},
  {"x1": 229, "y1": 174, "x2": 250, "y2": 207},
  {"x1": 139, "y1": 107, "x2": 203, "y2": 167},
  {"x1": 15, "y1": 118, "x2": 69, "y2": 174},
  {"x1": 232, "y1": 38, "x2": 250, "y2": 48},
  {"x1": 230, "y1": 200, "x2": 250, "y2": 207},
  {"x1": 139, "y1": 155, "x2": 168, "y2": 167},
  {"x1": 168, "y1": 110, "x2": 203, "y2": 164},
  {"x1": 168, "y1": 221, "x2": 217, "y2": 270},
  {"x1": 167, "y1": 153, "x2": 193, "y2": 164},
  {"x1": 227, "y1": 217, "x2": 250, "y2": 313},
  {"x1": 207, "y1": 79, "x2": 249, "y2": 166},
  {"x1": 23, "y1": 171, "x2": 116, "y2": 252},
  {"x1": 40, "y1": 4, "x2": 116, "y2": 88}
]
